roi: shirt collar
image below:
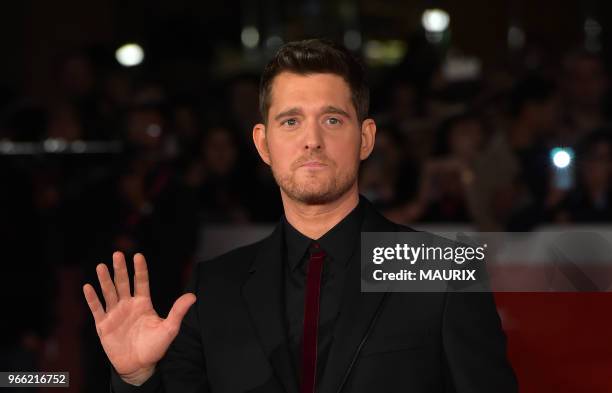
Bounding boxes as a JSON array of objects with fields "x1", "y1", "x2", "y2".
[{"x1": 282, "y1": 199, "x2": 364, "y2": 271}]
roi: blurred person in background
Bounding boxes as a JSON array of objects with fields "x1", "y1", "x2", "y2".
[
  {"x1": 419, "y1": 111, "x2": 489, "y2": 223},
  {"x1": 97, "y1": 68, "x2": 135, "y2": 140},
  {"x1": 386, "y1": 111, "x2": 488, "y2": 224},
  {"x1": 560, "y1": 50, "x2": 610, "y2": 141},
  {"x1": 168, "y1": 97, "x2": 204, "y2": 157},
  {"x1": 54, "y1": 50, "x2": 110, "y2": 140},
  {"x1": 472, "y1": 74, "x2": 561, "y2": 230},
  {"x1": 186, "y1": 125, "x2": 251, "y2": 223},
  {"x1": 358, "y1": 125, "x2": 418, "y2": 210},
  {"x1": 553, "y1": 129, "x2": 612, "y2": 223},
  {"x1": 228, "y1": 74, "x2": 262, "y2": 137},
  {"x1": 373, "y1": 79, "x2": 434, "y2": 160}
]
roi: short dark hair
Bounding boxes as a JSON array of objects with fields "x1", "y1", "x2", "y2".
[{"x1": 259, "y1": 38, "x2": 369, "y2": 124}]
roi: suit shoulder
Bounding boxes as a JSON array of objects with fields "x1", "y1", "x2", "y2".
[
  {"x1": 360, "y1": 197, "x2": 418, "y2": 233},
  {"x1": 199, "y1": 239, "x2": 262, "y2": 270},
  {"x1": 392, "y1": 222, "x2": 419, "y2": 233},
  {"x1": 195, "y1": 235, "x2": 271, "y2": 283}
]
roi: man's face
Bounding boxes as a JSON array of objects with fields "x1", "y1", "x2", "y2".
[{"x1": 253, "y1": 72, "x2": 375, "y2": 205}]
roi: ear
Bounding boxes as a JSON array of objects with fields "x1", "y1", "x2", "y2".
[
  {"x1": 252, "y1": 123, "x2": 271, "y2": 165},
  {"x1": 359, "y1": 118, "x2": 376, "y2": 160}
]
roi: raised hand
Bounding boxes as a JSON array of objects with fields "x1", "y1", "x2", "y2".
[{"x1": 83, "y1": 252, "x2": 196, "y2": 386}]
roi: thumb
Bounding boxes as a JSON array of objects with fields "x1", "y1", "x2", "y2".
[{"x1": 164, "y1": 293, "x2": 197, "y2": 333}]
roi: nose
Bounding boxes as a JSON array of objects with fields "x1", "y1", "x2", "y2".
[{"x1": 303, "y1": 123, "x2": 324, "y2": 151}]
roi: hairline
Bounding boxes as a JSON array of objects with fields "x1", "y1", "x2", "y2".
[{"x1": 261, "y1": 70, "x2": 367, "y2": 126}]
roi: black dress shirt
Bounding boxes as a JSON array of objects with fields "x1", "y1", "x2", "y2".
[{"x1": 281, "y1": 200, "x2": 364, "y2": 387}]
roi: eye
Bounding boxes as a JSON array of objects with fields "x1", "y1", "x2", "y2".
[
  {"x1": 281, "y1": 118, "x2": 298, "y2": 127},
  {"x1": 326, "y1": 117, "x2": 342, "y2": 126}
]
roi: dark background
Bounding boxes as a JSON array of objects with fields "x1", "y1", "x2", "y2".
[{"x1": 1, "y1": 1, "x2": 612, "y2": 392}]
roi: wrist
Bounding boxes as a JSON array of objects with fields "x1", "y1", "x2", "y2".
[{"x1": 119, "y1": 366, "x2": 156, "y2": 386}]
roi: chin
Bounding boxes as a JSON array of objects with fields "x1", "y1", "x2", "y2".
[
  {"x1": 295, "y1": 191, "x2": 338, "y2": 205},
  {"x1": 291, "y1": 180, "x2": 354, "y2": 205},
  {"x1": 275, "y1": 166, "x2": 357, "y2": 205}
]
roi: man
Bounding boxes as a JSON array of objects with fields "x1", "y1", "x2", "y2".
[{"x1": 83, "y1": 39, "x2": 517, "y2": 393}]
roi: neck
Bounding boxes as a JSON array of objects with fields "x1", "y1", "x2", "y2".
[{"x1": 281, "y1": 184, "x2": 360, "y2": 240}]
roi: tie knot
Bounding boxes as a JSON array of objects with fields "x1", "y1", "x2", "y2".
[{"x1": 309, "y1": 242, "x2": 326, "y2": 259}]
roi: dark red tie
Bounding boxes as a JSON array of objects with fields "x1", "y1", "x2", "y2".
[{"x1": 300, "y1": 242, "x2": 326, "y2": 393}]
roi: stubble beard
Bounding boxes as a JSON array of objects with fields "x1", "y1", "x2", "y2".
[{"x1": 272, "y1": 158, "x2": 358, "y2": 205}]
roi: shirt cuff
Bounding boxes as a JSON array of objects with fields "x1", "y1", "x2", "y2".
[{"x1": 110, "y1": 367, "x2": 162, "y2": 393}]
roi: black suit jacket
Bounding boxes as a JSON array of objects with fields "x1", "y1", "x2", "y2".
[{"x1": 111, "y1": 198, "x2": 518, "y2": 393}]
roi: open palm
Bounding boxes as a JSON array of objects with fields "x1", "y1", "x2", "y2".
[{"x1": 83, "y1": 252, "x2": 196, "y2": 383}]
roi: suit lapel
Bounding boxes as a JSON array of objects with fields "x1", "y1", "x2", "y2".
[
  {"x1": 242, "y1": 224, "x2": 300, "y2": 393},
  {"x1": 318, "y1": 200, "x2": 397, "y2": 393}
]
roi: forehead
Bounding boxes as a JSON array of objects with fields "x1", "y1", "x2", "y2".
[{"x1": 268, "y1": 72, "x2": 353, "y2": 112}]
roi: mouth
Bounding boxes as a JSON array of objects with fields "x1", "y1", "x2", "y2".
[{"x1": 299, "y1": 161, "x2": 327, "y2": 168}]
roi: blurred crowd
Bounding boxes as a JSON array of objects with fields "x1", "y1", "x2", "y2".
[
  {"x1": 1, "y1": 41, "x2": 611, "y2": 391},
  {"x1": 364, "y1": 49, "x2": 612, "y2": 230}
]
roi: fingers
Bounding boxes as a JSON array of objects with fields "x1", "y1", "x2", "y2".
[
  {"x1": 83, "y1": 283, "x2": 105, "y2": 324},
  {"x1": 96, "y1": 263, "x2": 118, "y2": 310},
  {"x1": 113, "y1": 251, "x2": 132, "y2": 299},
  {"x1": 164, "y1": 293, "x2": 197, "y2": 334},
  {"x1": 133, "y1": 253, "x2": 150, "y2": 298}
]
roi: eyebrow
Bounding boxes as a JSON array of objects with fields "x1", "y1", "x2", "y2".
[
  {"x1": 273, "y1": 105, "x2": 352, "y2": 122},
  {"x1": 274, "y1": 107, "x2": 303, "y2": 121},
  {"x1": 321, "y1": 105, "x2": 351, "y2": 118}
]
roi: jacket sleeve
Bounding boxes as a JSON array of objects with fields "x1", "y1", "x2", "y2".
[
  {"x1": 441, "y1": 291, "x2": 518, "y2": 393},
  {"x1": 110, "y1": 262, "x2": 210, "y2": 393}
]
